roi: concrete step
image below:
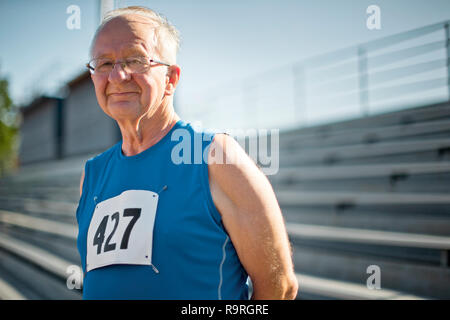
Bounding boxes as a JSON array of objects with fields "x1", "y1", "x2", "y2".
[
  {"x1": 0, "y1": 232, "x2": 76, "y2": 280},
  {"x1": 273, "y1": 173, "x2": 450, "y2": 194},
  {"x1": 0, "y1": 196, "x2": 77, "y2": 218},
  {"x1": 0, "y1": 230, "x2": 81, "y2": 299},
  {"x1": 0, "y1": 222, "x2": 79, "y2": 265},
  {"x1": 295, "y1": 273, "x2": 426, "y2": 300},
  {"x1": 275, "y1": 190, "x2": 450, "y2": 208},
  {"x1": 286, "y1": 222, "x2": 450, "y2": 251},
  {"x1": 0, "y1": 247, "x2": 80, "y2": 300},
  {"x1": 282, "y1": 207, "x2": 450, "y2": 236},
  {"x1": 0, "y1": 276, "x2": 26, "y2": 300},
  {"x1": 271, "y1": 161, "x2": 450, "y2": 183},
  {"x1": 280, "y1": 137, "x2": 450, "y2": 166},
  {"x1": 2, "y1": 153, "x2": 92, "y2": 183},
  {"x1": 0, "y1": 210, "x2": 77, "y2": 239},
  {"x1": 292, "y1": 245, "x2": 450, "y2": 298},
  {"x1": 0, "y1": 187, "x2": 80, "y2": 203},
  {"x1": 280, "y1": 101, "x2": 450, "y2": 136},
  {"x1": 0, "y1": 222, "x2": 430, "y2": 300},
  {"x1": 280, "y1": 118, "x2": 450, "y2": 149}
]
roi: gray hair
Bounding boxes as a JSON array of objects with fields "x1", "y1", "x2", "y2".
[{"x1": 89, "y1": 6, "x2": 180, "y2": 64}]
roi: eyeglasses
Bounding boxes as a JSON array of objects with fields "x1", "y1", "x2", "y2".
[{"x1": 86, "y1": 56, "x2": 171, "y2": 75}]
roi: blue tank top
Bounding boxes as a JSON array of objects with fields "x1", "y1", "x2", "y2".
[{"x1": 76, "y1": 120, "x2": 249, "y2": 299}]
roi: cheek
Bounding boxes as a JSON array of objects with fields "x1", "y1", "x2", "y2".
[
  {"x1": 134, "y1": 76, "x2": 160, "y2": 103},
  {"x1": 92, "y1": 80, "x2": 111, "y2": 115},
  {"x1": 93, "y1": 79, "x2": 107, "y2": 104}
]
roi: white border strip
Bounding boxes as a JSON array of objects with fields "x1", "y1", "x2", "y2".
[{"x1": 218, "y1": 236, "x2": 229, "y2": 300}]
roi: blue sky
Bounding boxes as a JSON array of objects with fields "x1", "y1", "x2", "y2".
[{"x1": 1, "y1": 0, "x2": 450, "y2": 127}]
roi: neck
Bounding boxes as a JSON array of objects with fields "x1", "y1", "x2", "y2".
[{"x1": 118, "y1": 100, "x2": 180, "y2": 157}]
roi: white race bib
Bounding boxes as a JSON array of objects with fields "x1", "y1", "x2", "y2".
[{"x1": 86, "y1": 190, "x2": 158, "y2": 272}]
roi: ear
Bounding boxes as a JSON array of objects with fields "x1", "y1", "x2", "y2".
[{"x1": 164, "y1": 65, "x2": 181, "y2": 96}]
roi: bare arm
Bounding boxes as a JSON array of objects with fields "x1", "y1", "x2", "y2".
[
  {"x1": 79, "y1": 168, "x2": 85, "y2": 197},
  {"x1": 208, "y1": 134, "x2": 298, "y2": 300}
]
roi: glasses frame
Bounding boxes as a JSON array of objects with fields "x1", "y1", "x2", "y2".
[{"x1": 86, "y1": 56, "x2": 171, "y2": 75}]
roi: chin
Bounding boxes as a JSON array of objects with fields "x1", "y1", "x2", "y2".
[{"x1": 107, "y1": 102, "x2": 141, "y2": 119}]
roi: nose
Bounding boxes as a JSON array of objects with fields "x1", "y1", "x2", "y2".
[{"x1": 108, "y1": 63, "x2": 131, "y2": 84}]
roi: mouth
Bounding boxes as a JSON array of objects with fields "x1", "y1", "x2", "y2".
[{"x1": 108, "y1": 92, "x2": 139, "y2": 97}]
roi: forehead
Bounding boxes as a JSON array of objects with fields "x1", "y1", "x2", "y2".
[{"x1": 92, "y1": 14, "x2": 158, "y2": 58}]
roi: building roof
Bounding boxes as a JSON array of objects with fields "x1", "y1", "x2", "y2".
[
  {"x1": 19, "y1": 70, "x2": 91, "y2": 114},
  {"x1": 20, "y1": 95, "x2": 62, "y2": 116},
  {"x1": 67, "y1": 70, "x2": 90, "y2": 89}
]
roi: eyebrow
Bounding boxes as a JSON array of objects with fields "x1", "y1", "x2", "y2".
[{"x1": 94, "y1": 47, "x2": 148, "y2": 59}]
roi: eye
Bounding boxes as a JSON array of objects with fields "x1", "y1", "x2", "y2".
[
  {"x1": 126, "y1": 58, "x2": 145, "y2": 67},
  {"x1": 96, "y1": 60, "x2": 113, "y2": 70}
]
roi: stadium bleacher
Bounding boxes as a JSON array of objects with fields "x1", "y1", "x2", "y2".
[{"x1": 0, "y1": 101, "x2": 449, "y2": 299}]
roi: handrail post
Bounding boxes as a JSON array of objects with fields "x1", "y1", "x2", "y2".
[
  {"x1": 358, "y1": 46, "x2": 369, "y2": 117},
  {"x1": 445, "y1": 22, "x2": 450, "y2": 102}
]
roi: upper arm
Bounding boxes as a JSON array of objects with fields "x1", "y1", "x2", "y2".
[
  {"x1": 207, "y1": 133, "x2": 297, "y2": 299},
  {"x1": 79, "y1": 168, "x2": 85, "y2": 197}
]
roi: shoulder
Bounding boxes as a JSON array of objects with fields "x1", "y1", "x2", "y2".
[
  {"x1": 208, "y1": 133, "x2": 259, "y2": 180},
  {"x1": 91, "y1": 142, "x2": 120, "y2": 164},
  {"x1": 207, "y1": 133, "x2": 271, "y2": 212},
  {"x1": 79, "y1": 142, "x2": 119, "y2": 197}
]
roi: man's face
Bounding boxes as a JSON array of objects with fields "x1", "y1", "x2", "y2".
[{"x1": 90, "y1": 15, "x2": 169, "y2": 122}]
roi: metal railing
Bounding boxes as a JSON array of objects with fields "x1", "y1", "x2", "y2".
[{"x1": 182, "y1": 20, "x2": 450, "y2": 130}]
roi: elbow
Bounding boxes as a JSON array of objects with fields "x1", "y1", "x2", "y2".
[
  {"x1": 274, "y1": 272, "x2": 299, "y2": 300},
  {"x1": 283, "y1": 273, "x2": 299, "y2": 300},
  {"x1": 251, "y1": 273, "x2": 299, "y2": 300}
]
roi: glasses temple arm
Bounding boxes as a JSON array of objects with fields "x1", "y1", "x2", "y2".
[{"x1": 150, "y1": 59, "x2": 171, "y2": 67}]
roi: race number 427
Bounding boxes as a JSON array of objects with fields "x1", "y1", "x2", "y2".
[
  {"x1": 93, "y1": 208, "x2": 141, "y2": 254},
  {"x1": 86, "y1": 190, "x2": 159, "y2": 272}
]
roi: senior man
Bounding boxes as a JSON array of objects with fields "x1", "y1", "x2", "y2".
[{"x1": 76, "y1": 6, "x2": 298, "y2": 300}]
